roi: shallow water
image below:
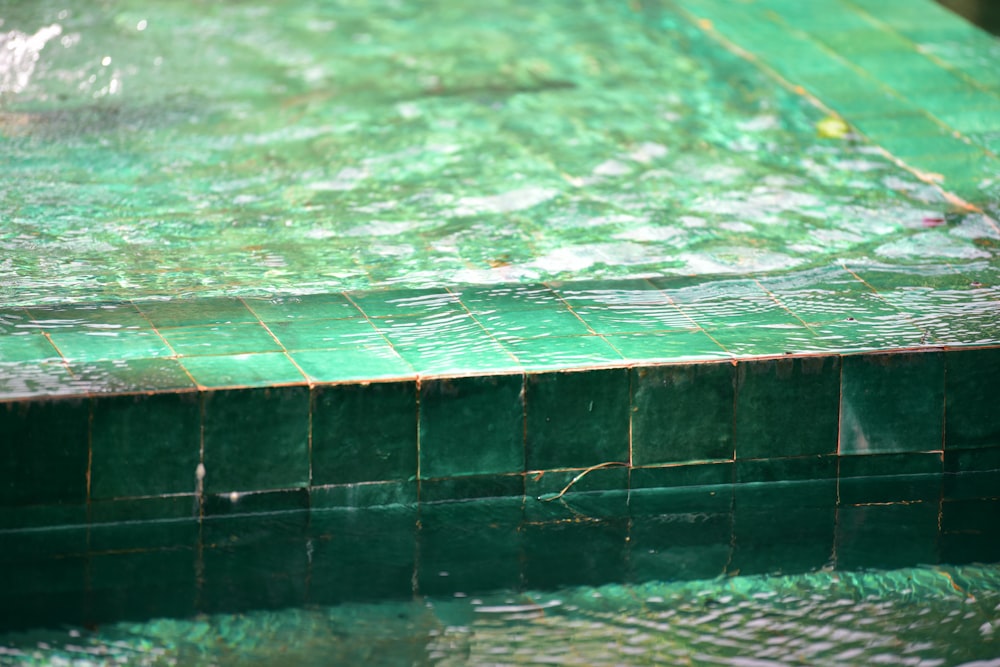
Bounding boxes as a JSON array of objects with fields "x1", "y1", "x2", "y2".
[{"x1": 2, "y1": 0, "x2": 996, "y2": 305}]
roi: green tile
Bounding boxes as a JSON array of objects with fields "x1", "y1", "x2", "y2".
[
  {"x1": 48, "y1": 329, "x2": 172, "y2": 362},
  {"x1": 604, "y1": 330, "x2": 729, "y2": 362},
  {"x1": 268, "y1": 318, "x2": 384, "y2": 351},
  {"x1": 160, "y1": 323, "x2": 281, "y2": 357},
  {"x1": 90, "y1": 391, "x2": 200, "y2": 499},
  {"x1": 310, "y1": 480, "x2": 418, "y2": 509},
  {"x1": 838, "y1": 474, "x2": 942, "y2": 505},
  {"x1": 377, "y1": 313, "x2": 520, "y2": 375},
  {"x1": 476, "y1": 307, "x2": 592, "y2": 340},
  {"x1": 944, "y1": 447, "x2": 1000, "y2": 474},
  {"x1": 458, "y1": 283, "x2": 563, "y2": 312},
  {"x1": 181, "y1": 352, "x2": 306, "y2": 388},
  {"x1": 943, "y1": 469, "x2": 1000, "y2": 501},
  {"x1": 0, "y1": 332, "x2": 61, "y2": 362},
  {"x1": 419, "y1": 473, "x2": 525, "y2": 503},
  {"x1": 137, "y1": 297, "x2": 258, "y2": 328},
  {"x1": 0, "y1": 397, "x2": 89, "y2": 507},
  {"x1": 67, "y1": 358, "x2": 196, "y2": 394},
  {"x1": 735, "y1": 455, "x2": 838, "y2": 483},
  {"x1": 0, "y1": 503, "x2": 88, "y2": 531},
  {"x1": 27, "y1": 303, "x2": 148, "y2": 328},
  {"x1": 202, "y1": 386, "x2": 310, "y2": 493},
  {"x1": 526, "y1": 465, "x2": 629, "y2": 499},
  {"x1": 707, "y1": 325, "x2": 818, "y2": 357},
  {"x1": 290, "y1": 346, "x2": 414, "y2": 383},
  {"x1": 631, "y1": 362, "x2": 735, "y2": 465},
  {"x1": 552, "y1": 279, "x2": 667, "y2": 306},
  {"x1": 734, "y1": 356, "x2": 840, "y2": 459},
  {"x1": 419, "y1": 374, "x2": 524, "y2": 478},
  {"x1": 244, "y1": 293, "x2": 361, "y2": 322},
  {"x1": 835, "y1": 502, "x2": 940, "y2": 571},
  {"x1": 313, "y1": 381, "x2": 417, "y2": 485},
  {"x1": 350, "y1": 288, "x2": 463, "y2": 318},
  {"x1": 507, "y1": 335, "x2": 623, "y2": 370},
  {"x1": 804, "y1": 318, "x2": 927, "y2": 353},
  {"x1": 0, "y1": 360, "x2": 77, "y2": 399},
  {"x1": 839, "y1": 452, "x2": 943, "y2": 479},
  {"x1": 526, "y1": 368, "x2": 629, "y2": 471},
  {"x1": 88, "y1": 495, "x2": 198, "y2": 525},
  {"x1": 840, "y1": 351, "x2": 945, "y2": 454},
  {"x1": 671, "y1": 285, "x2": 803, "y2": 330},
  {"x1": 945, "y1": 347, "x2": 1000, "y2": 450},
  {"x1": 630, "y1": 461, "x2": 734, "y2": 489},
  {"x1": 573, "y1": 303, "x2": 692, "y2": 335},
  {"x1": 203, "y1": 488, "x2": 310, "y2": 517}
]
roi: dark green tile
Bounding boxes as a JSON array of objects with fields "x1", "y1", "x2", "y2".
[
  {"x1": 836, "y1": 502, "x2": 940, "y2": 571},
  {"x1": 839, "y1": 474, "x2": 942, "y2": 505},
  {"x1": 160, "y1": 323, "x2": 281, "y2": 357},
  {"x1": 268, "y1": 318, "x2": 384, "y2": 351},
  {"x1": 310, "y1": 480, "x2": 418, "y2": 509},
  {"x1": 68, "y1": 358, "x2": 196, "y2": 394},
  {"x1": 202, "y1": 386, "x2": 310, "y2": 493},
  {"x1": 350, "y1": 288, "x2": 462, "y2": 318},
  {"x1": 419, "y1": 374, "x2": 524, "y2": 478},
  {"x1": 137, "y1": 297, "x2": 257, "y2": 328},
  {"x1": 943, "y1": 469, "x2": 1000, "y2": 501},
  {"x1": 203, "y1": 488, "x2": 310, "y2": 517},
  {"x1": 0, "y1": 398, "x2": 89, "y2": 507},
  {"x1": 604, "y1": 330, "x2": 728, "y2": 362},
  {"x1": 458, "y1": 283, "x2": 563, "y2": 312},
  {"x1": 48, "y1": 329, "x2": 172, "y2": 362},
  {"x1": 182, "y1": 352, "x2": 306, "y2": 388},
  {"x1": 734, "y1": 356, "x2": 840, "y2": 459},
  {"x1": 88, "y1": 495, "x2": 198, "y2": 525},
  {"x1": 244, "y1": 293, "x2": 361, "y2": 323},
  {"x1": 313, "y1": 381, "x2": 417, "y2": 485},
  {"x1": 0, "y1": 332, "x2": 61, "y2": 362},
  {"x1": 526, "y1": 368, "x2": 629, "y2": 470},
  {"x1": 840, "y1": 351, "x2": 945, "y2": 454},
  {"x1": 944, "y1": 447, "x2": 1000, "y2": 474},
  {"x1": 628, "y1": 484, "x2": 733, "y2": 516},
  {"x1": 507, "y1": 335, "x2": 622, "y2": 371},
  {"x1": 631, "y1": 362, "x2": 735, "y2": 465},
  {"x1": 91, "y1": 391, "x2": 201, "y2": 499},
  {"x1": 290, "y1": 346, "x2": 415, "y2": 383},
  {"x1": 630, "y1": 461, "x2": 734, "y2": 490},
  {"x1": 419, "y1": 473, "x2": 525, "y2": 503},
  {"x1": 839, "y1": 452, "x2": 943, "y2": 479},
  {"x1": 522, "y1": 513, "x2": 628, "y2": 589},
  {"x1": 628, "y1": 505, "x2": 732, "y2": 582},
  {"x1": 945, "y1": 347, "x2": 1000, "y2": 450},
  {"x1": 526, "y1": 464, "x2": 629, "y2": 500},
  {"x1": 940, "y1": 498, "x2": 1000, "y2": 565},
  {"x1": 0, "y1": 502, "x2": 88, "y2": 531},
  {"x1": 735, "y1": 455, "x2": 838, "y2": 483},
  {"x1": 476, "y1": 307, "x2": 592, "y2": 340}
]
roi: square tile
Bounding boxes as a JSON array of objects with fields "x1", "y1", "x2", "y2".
[
  {"x1": 350, "y1": 288, "x2": 462, "y2": 318},
  {"x1": 88, "y1": 495, "x2": 198, "y2": 525},
  {"x1": 573, "y1": 303, "x2": 692, "y2": 335},
  {"x1": 419, "y1": 473, "x2": 525, "y2": 503},
  {"x1": 839, "y1": 452, "x2": 943, "y2": 479},
  {"x1": 552, "y1": 278, "x2": 669, "y2": 307},
  {"x1": 507, "y1": 335, "x2": 622, "y2": 371},
  {"x1": 707, "y1": 325, "x2": 818, "y2": 357},
  {"x1": 734, "y1": 356, "x2": 840, "y2": 459},
  {"x1": 244, "y1": 293, "x2": 361, "y2": 323},
  {"x1": 459, "y1": 283, "x2": 564, "y2": 312},
  {"x1": 203, "y1": 488, "x2": 310, "y2": 517},
  {"x1": 181, "y1": 352, "x2": 306, "y2": 388},
  {"x1": 631, "y1": 362, "x2": 735, "y2": 465},
  {"x1": 605, "y1": 330, "x2": 728, "y2": 362},
  {"x1": 91, "y1": 391, "x2": 201, "y2": 499},
  {"x1": 0, "y1": 397, "x2": 89, "y2": 506},
  {"x1": 268, "y1": 318, "x2": 384, "y2": 351},
  {"x1": 48, "y1": 329, "x2": 172, "y2": 362},
  {"x1": 735, "y1": 455, "x2": 838, "y2": 483},
  {"x1": 419, "y1": 374, "x2": 524, "y2": 478},
  {"x1": 290, "y1": 347, "x2": 414, "y2": 383},
  {"x1": 137, "y1": 297, "x2": 258, "y2": 328},
  {"x1": 526, "y1": 368, "x2": 629, "y2": 470},
  {"x1": 835, "y1": 503, "x2": 940, "y2": 571},
  {"x1": 68, "y1": 358, "x2": 196, "y2": 394},
  {"x1": 526, "y1": 465, "x2": 629, "y2": 499},
  {"x1": 312, "y1": 381, "x2": 417, "y2": 485},
  {"x1": 0, "y1": 332, "x2": 61, "y2": 362},
  {"x1": 202, "y1": 386, "x2": 310, "y2": 493},
  {"x1": 476, "y1": 307, "x2": 592, "y2": 341},
  {"x1": 945, "y1": 347, "x2": 1000, "y2": 450},
  {"x1": 944, "y1": 447, "x2": 1000, "y2": 474},
  {"x1": 160, "y1": 323, "x2": 281, "y2": 357},
  {"x1": 310, "y1": 480, "x2": 418, "y2": 509},
  {"x1": 629, "y1": 461, "x2": 734, "y2": 489},
  {"x1": 0, "y1": 360, "x2": 78, "y2": 399},
  {"x1": 840, "y1": 351, "x2": 945, "y2": 454},
  {"x1": 26, "y1": 303, "x2": 148, "y2": 329}
]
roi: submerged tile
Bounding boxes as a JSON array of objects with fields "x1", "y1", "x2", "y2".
[
  {"x1": 244, "y1": 293, "x2": 361, "y2": 322},
  {"x1": 48, "y1": 329, "x2": 172, "y2": 362},
  {"x1": 526, "y1": 465, "x2": 629, "y2": 499},
  {"x1": 181, "y1": 352, "x2": 306, "y2": 388},
  {"x1": 310, "y1": 480, "x2": 418, "y2": 509},
  {"x1": 735, "y1": 455, "x2": 838, "y2": 484},
  {"x1": 507, "y1": 335, "x2": 623, "y2": 370},
  {"x1": 290, "y1": 346, "x2": 415, "y2": 383},
  {"x1": 0, "y1": 332, "x2": 61, "y2": 363},
  {"x1": 840, "y1": 351, "x2": 945, "y2": 454},
  {"x1": 476, "y1": 307, "x2": 592, "y2": 340},
  {"x1": 605, "y1": 330, "x2": 729, "y2": 362},
  {"x1": 350, "y1": 288, "x2": 463, "y2": 318},
  {"x1": 268, "y1": 318, "x2": 384, "y2": 351},
  {"x1": 419, "y1": 473, "x2": 525, "y2": 504},
  {"x1": 68, "y1": 358, "x2": 196, "y2": 394},
  {"x1": 839, "y1": 452, "x2": 943, "y2": 479},
  {"x1": 630, "y1": 461, "x2": 734, "y2": 489},
  {"x1": 160, "y1": 323, "x2": 281, "y2": 357},
  {"x1": 419, "y1": 374, "x2": 524, "y2": 478},
  {"x1": 459, "y1": 283, "x2": 564, "y2": 312},
  {"x1": 137, "y1": 298, "x2": 258, "y2": 328},
  {"x1": 945, "y1": 347, "x2": 1000, "y2": 450}
]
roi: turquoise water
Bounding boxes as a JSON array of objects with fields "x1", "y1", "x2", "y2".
[{"x1": 2, "y1": 0, "x2": 995, "y2": 305}]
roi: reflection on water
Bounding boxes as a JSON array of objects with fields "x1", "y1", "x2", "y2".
[
  {"x1": 1, "y1": 474, "x2": 998, "y2": 665},
  {"x1": 1, "y1": 0, "x2": 996, "y2": 305}
]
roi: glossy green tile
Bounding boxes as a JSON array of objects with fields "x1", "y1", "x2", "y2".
[
  {"x1": 0, "y1": 501, "x2": 88, "y2": 531},
  {"x1": 628, "y1": 484, "x2": 733, "y2": 515},
  {"x1": 522, "y1": 514, "x2": 627, "y2": 589},
  {"x1": 476, "y1": 307, "x2": 592, "y2": 340},
  {"x1": 0, "y1": 332, "x2": 61, "y2": 362},
  {"x1": 666, "y1": 279, "x2": 802, "y2": 330},
  {"x1": 91, "y1": 391, "x2": 201, "y2": 499},
  {"x1": 808, "y1": 318, "x2": 928, "y2": 352},
  {"x1": 313, "y1": 381, "x2": 417, "y2": 485},
  {"x1": 290, "y1": 346, "x2": 414, "y2": 383},
  {"x1": 0, "y1": 397, "x2": 89, "y2": 507},
  {"x1": 376, "y1": 312, "x2": 519, "y2": 375},
  {"x1": 630, "y1": 461, "x2": 734, "y2": 489},
  {"x1": 552, "y1": 278, "x2": 666, "y2": 306},
  {"x1": 840, "y1": 351, "x2": 944, "y2": 454},
  {"x1": 944, "y1": 447, "x2": 1000, "y2": 474},
  {"x1": 48, "y1": 329, "x2": 172, "y2": 362},
  {"x1": 203, "y1": 488, "x2": 310, "y2": 517},
  {"x1": 734, "y1": 356, "x2": 840, "y2": 459},
  {"x1": 202, "y1": 386, "x2": 310, "y2": 493},
  {"x1": 268, "y1": 318, "x2": 384, "y2": 351},
  {"x1": 137, "y1": 297, "x2": 258, "y2": 328},
  {"x1": 419, "y1": 473, "x2": 525, "y2": 503},
  {"x1": 160, "y1": 323, "x2": 281, "y2": 357},
  {"x1": 181, "y1": 352, "x2": 306, "y2": 388},
  {"x1": 839, "y1": 452, "x2": 943, "y2": 479},
  {"x1": 836, "y1": 502, "x2": 940, "y2": 571},
  {"x1": 88, "y1": 495, "x2": 198, "y2": 525},
  {"x1": 628, "y1": 502, "x2": 732, "y2": 582},
  {"x1": 244, "y1": 293, "x2": 361, "y2": 323},
  {"x1": 945, "y1": 347, "x2": 1000, "y2": 450},
  {"x1": 735, "y1": 455, "x2": 838, "y2": 483},
  {"x1": 310, "y1": 480, "x2": 418, "y2": 509},
  {"x1": 573, "y1": 303, "x2": 691, "y2": 335},
  {"x1": 631, "y1": 362, "x2": 735, "y2": 465},
  {"x1": 526, "y1": 465, "x2": 628, "y2": 499},
  {"x1": 68, "y1": 358, "x2": 196, "y2": 394},
  {"x1": 604, "y1": 330, "x2": 728, "y2": 362},
  {"x1": 943, "y1": 469, "x2": 1000, "y2": 501},
  {"x1": 459, "y1": 283, "x2": 564, "y2": 312},
  {"x1": 839, "y1": 474, "x2": 942, "y2": 505},
  {"x1": 940, "y1": 498, "x2": 1000, "y2": 566},
  {"x1": 507, "y1": 335, "x2": 622, "y2": 371},
  {"x1": 26, "y1": 303, "x2": 148, "y2": 329},
  {"x1": 419, "y1": 374, "x2": 524, "y2": 478},
  {"x1": 350, "y1": 288, "x2": 463, "y2": 318},
  {"x1": 707, "y1": 325, "x2": 818, "y2": 357},
  {"x1": 526, "y1": 368, "x2": 629, "y2": 470}
]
